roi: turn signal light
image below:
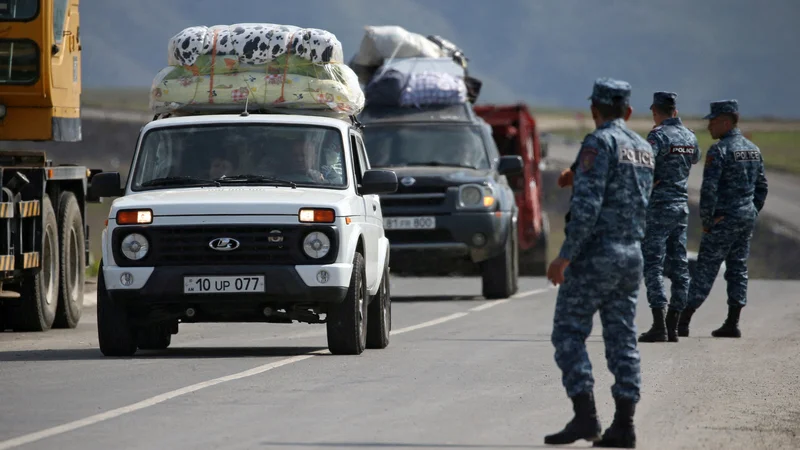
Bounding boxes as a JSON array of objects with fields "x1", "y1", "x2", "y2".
[
  {"x1": 116, "y1": 209, "x2": 153, "y2": 225},
  {"x1": 483, "y1": 196, "x2": 495, "y2": 207},
  {"x1": 299, "y1": 208, "x2": 335, "y2": 223}
]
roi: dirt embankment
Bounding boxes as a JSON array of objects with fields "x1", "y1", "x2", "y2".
[{"x1": 541, "y1": 169, "x2": 800, "y2": 280}]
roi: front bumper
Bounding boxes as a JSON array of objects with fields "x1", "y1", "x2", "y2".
[
  {"x1": 103, "y1": 263, "x2": 352, "y2": 306},
  {"x1": 386, "y1": 211, "x2": 510, "y2": 263}
]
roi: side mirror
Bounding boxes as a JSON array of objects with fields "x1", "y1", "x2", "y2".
[
  {"x1": 361, "y1": 169, "x2": 398, "y2": 195},
  {"x1": 497, "y1": 155, "x2": 524, "y2": 175},
  {"x1": 88, "y1": 172, "x2": 124, "y2": 199}
]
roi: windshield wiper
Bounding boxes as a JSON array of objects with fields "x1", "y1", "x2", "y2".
[
  {"x1": 217, "y1": 174, "x2": 297, "y2": 189},
  {"x1": 141, "y1": 176, "x2": 221, "y2": 187},
  {"x1": 402, "y1": 162, "x2": 478, "y2": 169}
]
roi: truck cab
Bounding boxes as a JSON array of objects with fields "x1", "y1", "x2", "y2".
[{"x1": 90, "y1": 112, "x2": 398, "y2": 356}]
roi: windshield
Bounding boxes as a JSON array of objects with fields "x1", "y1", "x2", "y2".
[
  {"x1": 130, "y1": 123, "x2": 347, "y2": 191},
  {"x1": 362, "y1": 125, "x2": 490, "y2": 170}
]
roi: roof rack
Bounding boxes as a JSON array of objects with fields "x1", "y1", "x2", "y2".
[{"x1": 151, "y1": 104, "x2": 361, "y2": 125}]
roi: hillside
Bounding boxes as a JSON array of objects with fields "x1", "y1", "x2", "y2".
[{"x1": 79, "y1": 0, "x2": 800, "y2": 119}]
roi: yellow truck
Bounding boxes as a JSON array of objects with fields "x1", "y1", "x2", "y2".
[{"x1": 0, "y1": 0, "x2": 101, "y2": 331}]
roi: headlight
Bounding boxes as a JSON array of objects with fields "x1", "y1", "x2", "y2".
[
  {"x1": 303, "y1": 231, "x2": 331, "y2": 259},
  {"x1": 458, "y1": 184, "x2": 495, "y2": 208},
  {"x1": 121, "y1": 233, "x2": 149, "y2": 260},
  {"x1": 459, "y1": 185, "x2": 483, "y2": 207}
]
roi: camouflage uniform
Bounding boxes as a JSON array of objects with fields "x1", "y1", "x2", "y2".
[
  {"x1": 677, "y1": 100, "x2": 768, "y2": 338},
  {"x1": 639, "y1": 92, "x2": 701, "y2": 343},
  {"x1": 545, "y1": 78, "x2": 653, "y2": 448}
]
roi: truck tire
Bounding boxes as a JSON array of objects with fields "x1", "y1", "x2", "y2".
[
  {"x1": 10, "y1": 196, "x2": 59, "y2": 332},
  {"x1": 97, "y1": 261, "x2": 137, "y2": 356},
  {"x1": 520, "y1": 212, "x2": 549, "y2": 276},
  {"x1": 326, "y1": 251, "x2": 368, "y2": 355},
  {"x1": 366, "y1": 262, "x2": 391, "y2": 349},
  {"x1": 53, "y1": 192, "x2": 85, "y2": 329},
  {"x1": 137, "y1": 323, "x2": 172, "y2": 350},
  {"x1": 481, "y1": 219, "x2": 519, "y2": 299}
]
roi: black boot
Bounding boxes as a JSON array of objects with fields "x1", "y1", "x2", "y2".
[
  {"x1": 638, "y1": 308, "x2": 667, "y2": 342},
  {"x1": 594, "y1": 397, "x2": 636, "y2": 448},
  {"x1": 677, "y1": 306, "x2": 696, "y2": 337},
  {"x1": 544, "y1": 391, "x2": 602, "y2": 445},
  {"x1": 665, "y1": 308, "x2": 680, "y2": 342},
  {"x1": 711, "y1": 305, "x2": 742, "y2": 338}
]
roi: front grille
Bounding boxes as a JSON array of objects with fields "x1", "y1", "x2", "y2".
[
  {"x1": 380, "y1": 193, "x2": 447, "y2": 208},
  {"x1": 112, "y1": 225, "x2": 337, "y2": 267}
]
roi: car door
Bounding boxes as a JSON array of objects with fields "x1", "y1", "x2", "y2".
[
  {"x1": 354, "y1": 132, "x2": 381, "y2": 288},
  {"x1": 349, "y1": 131, "x2": 378, "y2": 288}
]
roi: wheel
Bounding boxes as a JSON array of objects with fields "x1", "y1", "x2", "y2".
[
  {"x1": 366, "y1": 261, "x2": 391, "y2": 349},
  {"x1": 520, "y1": 212, "x2": 549, "y2": 276},
  {"x1": 137, "y1": 323, "x2": 172, "y2": 350},
  {"x1": 10, "y1": 197, "x2": 59, "y2": 332},
  {"x1": 97, "y1": 261, "x2": 137, "y2": 356},
  {"x1": 53, "y1": 192, "x2": 85, "y2": 329},
  {"x1": 326, "y1": 252, "x2": 368, "y2": 355},
  {"x1": 481, "y1": 218, "x2": 520, "y2": 299}
]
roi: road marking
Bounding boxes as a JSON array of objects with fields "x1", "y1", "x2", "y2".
[
  {"x1": 391, "y1": 312, "x2": 469, "y2": 335},
  {"x1": 469, "y1": 287, "x2": 552, "y2": 312},
  {"x1": 0, "y1": 352, "x2": 323, "y2": 450},
  {"x1": 0, "y1": 285, "x2": 553, "y2": 449}
]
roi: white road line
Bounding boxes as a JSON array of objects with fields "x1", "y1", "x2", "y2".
[
  {"x1": 469, "y1": 287, "x2": 552, "y2": 312},
  {"x1": 390, "y1": 312, "x2": 469, "y2": 335},
  {"x1": 0, "y1": 352, "x2": 322, "y2": 450},
  {"x1": 0, "y1": 285, "x2": 554, "y2": 449},
  {"x1": 469, "y1": 300, "x2": 510, "y2": 312}
]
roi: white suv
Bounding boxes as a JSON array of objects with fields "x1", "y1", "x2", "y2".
[{"x1": 90, "y1": 112, "x2": 398, "y2": 357}]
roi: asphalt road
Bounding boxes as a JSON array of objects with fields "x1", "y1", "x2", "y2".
[{"x1": 1, "y1": 275, "x2": 799, "y2": 450}]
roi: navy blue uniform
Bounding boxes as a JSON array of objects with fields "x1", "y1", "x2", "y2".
[
  {"x1": 642, "y1": 114, "x2": 701, "y2": 311},
  {"x1": 552, "y1": 79, "x2": 653, "y2": 404},
  {"x1": 677, "y1": 100, "x2": 768, "y2": 339}
]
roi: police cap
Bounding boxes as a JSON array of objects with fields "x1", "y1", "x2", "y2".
[
  {"x1": 588, "y1": 78, "x2": 632, "y2": 105},
  {"x1": 703, "y1": 99, "x2": 739, "y2": 120},
  {"x1": 651, "y1": 91, "x2": 677, "y2": 109}
]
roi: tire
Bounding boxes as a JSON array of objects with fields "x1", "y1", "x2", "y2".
[
  {"x1": 481, "y1": 218, "x2": 519, "y2": 300},
  {"x1": 520, "y1": 212, "x2": 549, "y2": 276},
  {"x1": 97, "y1": 261, "x2": 137, "y2": 356},
  {"x1": 137, "y1": 323, "x2": 172, "y2": 350},
  {"x1": 53, "y1": 192, "x2": 85, "y2": 329},
  {"x1": 326, "y1": 252, "x2": 368, "y2": 355},
  {"x1": 10, "y1": 197, "x2": 59, "y2": 332},
  {"x1": 366, "y1": 261, "x2": 391, "y2": 349}
]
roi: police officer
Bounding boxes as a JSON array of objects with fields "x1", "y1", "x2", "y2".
[
  {"x1": 675, "y1": 100, "x2": 768, "y2": 338},
  {"x1": 545, "y1": 78, "x2": 653, "y2": 448},
  {"x1": 638, "y1": 92, "x2": 701, "y2": 343}
]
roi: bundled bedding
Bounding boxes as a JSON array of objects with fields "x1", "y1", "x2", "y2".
[{"x1": 149, "y1": 23, "x2": 365, "y2": 117}]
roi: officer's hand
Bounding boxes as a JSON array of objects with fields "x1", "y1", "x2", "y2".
[
  {"x1": 557, "y1": 168, "x2": 574, "y2": 188},
  {"x1": 547, "y1": 257, "x2": 570, "y2": 286}
]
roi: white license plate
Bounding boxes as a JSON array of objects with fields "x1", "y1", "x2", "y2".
[
  {"x1": 183, "y1": 275, "x2": 265, "y2": 294},
  {"x1": 383, "y1": 216, "x2": 436, "y2": 230}
]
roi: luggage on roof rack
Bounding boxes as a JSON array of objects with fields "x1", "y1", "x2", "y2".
[
  {"x1": 361, "y1": 57, "x2": 482, "y2": 108},
  {"x1": 149, "y1": 23, "x2": 365, "y2": 119},
  {"x1": 349, "y1": 26, "x2": 474, "y2": 88}
]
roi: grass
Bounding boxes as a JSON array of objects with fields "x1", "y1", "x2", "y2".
[{"x1": 548, "y1": 127, "x2": 800, "y2": 176}]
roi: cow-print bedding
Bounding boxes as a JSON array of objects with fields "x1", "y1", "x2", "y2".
[{"x1": 168, "y1": 23, "x2": 344, "y2": 67}]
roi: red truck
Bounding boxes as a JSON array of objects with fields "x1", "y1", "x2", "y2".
[{"x1": 473, "y1": 104, "x2": 550, "y2": 276}]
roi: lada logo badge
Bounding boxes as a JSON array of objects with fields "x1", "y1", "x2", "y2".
[
  {"x1": 400, "y1": 177, "x2": 416, "y2": 186},
  {"x1": 268, "y1": 230, "x2": 284, "y2": 243},
  {"x1": 209, "y1": 237, "x2": 240, "y2": 251}
]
